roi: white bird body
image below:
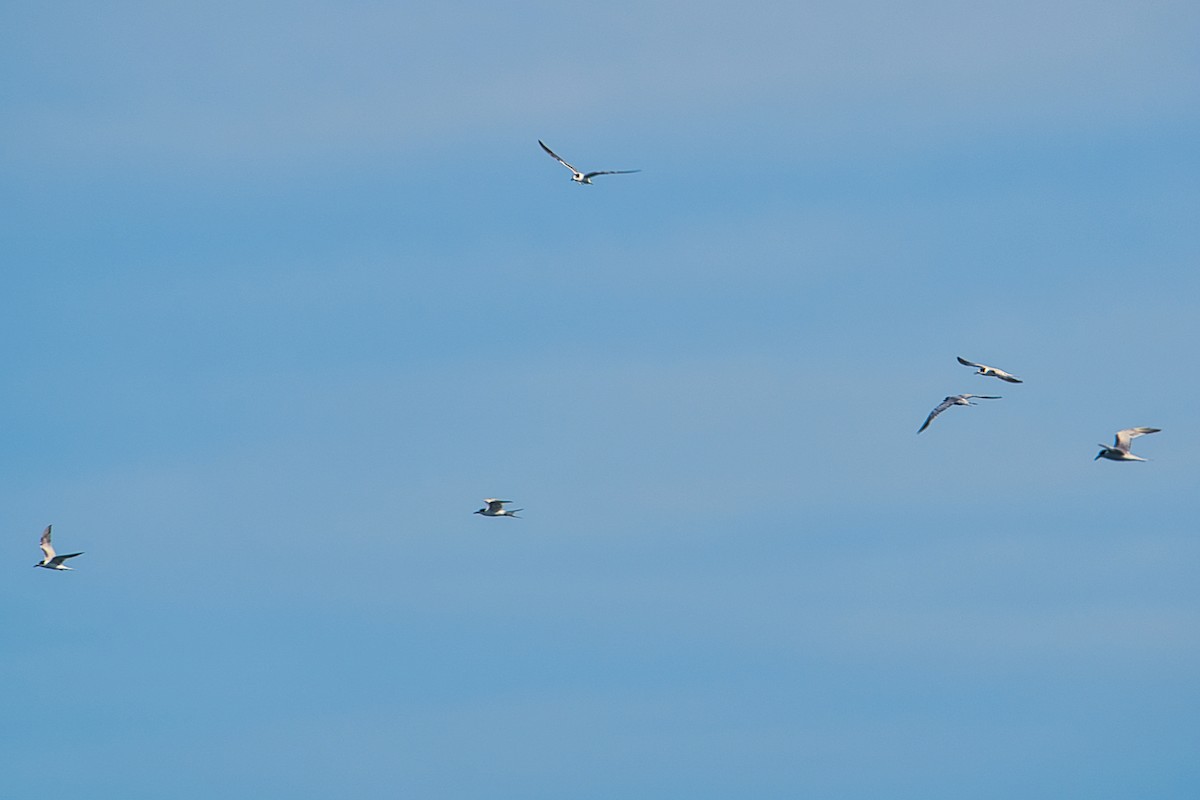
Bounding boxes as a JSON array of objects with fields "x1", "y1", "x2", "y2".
[
  {"x1": 918, "y1": 394, "x2": 1002, "y2": 433},
  {"x1": 475, "y1": 498, "x2": 522, "y2": 518},
  {"x1": 34, "y1": 525, "x2": 83, "y2": 570},
  {"x1": 1095, "y1": 427, "x2": 1160, "y2": 462},
  {"x1": 957, "y1": 356, "x2": 1023, "y2": 383},
  {"x1": 538, "y1": 140, "x2": 640, "y2": 185}
]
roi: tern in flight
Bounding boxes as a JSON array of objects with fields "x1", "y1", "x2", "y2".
[
  {"x1": 33, "y1": 525, "x2": 83, "y2": 571},
  {"x1": 918, "y1": 394, "x2": 1002, "y2": 433},
  {"x1": 538, "y1": 140, "x2": 640, "y2": 184},
  {"x1": 1095, "y1": 427, "x2": 1161, "y2": 462},
  {"x1": 474, "y1": 499, "x2": 522, "y2": 518},
  {"x1": 956, "y1": 356, "x2": 1023, "y2": 383}
]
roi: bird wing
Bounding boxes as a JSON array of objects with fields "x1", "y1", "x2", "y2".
[
  {"x1": 1114, "y1": 427, "x2": 1160, "y2": 451},
  {"x1": 582, "y1": 169, "x2": 641, "y2": 179},
  {"x1": 997, "y1": 372, "x2": 1023, "y2": 383},
  {"x1": 55, "y1": 552, "x2": 84, "y2": 562},
  {"x1": 484, "y1": 499, "x2": 510, "y2": 513},
  {"x1": 964, "y1": 395, "x2": 1002, "y2": 400},
  {"x1": 957, "y1": 356, "x2": 984, "y2": 369},
  {"x1": 39, "y1": 525, "x2": 55, "y2": 561},
  {"x1": 918, "y1": 397, "x2": 956, "y2": 433},
  {"x1": 538, "y1": 141, "x2": 578, "y2": 173}
]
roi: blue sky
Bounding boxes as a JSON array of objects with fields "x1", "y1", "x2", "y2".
[{"x1": 3, "y1": 2, "x2": 1199, "y2": 798}]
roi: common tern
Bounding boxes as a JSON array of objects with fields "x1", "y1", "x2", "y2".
[
  {"x1": 956, "y1": 356, "x2": 1023, "y2": 384},
  {"x1": 918, "y1": 394, "x2": 1002, "y2": 434},
  {"x1": 33, "y1": 525, "x2": 83, "y2": 571},
  {"x1": 474, "y1": 499, "x2": 522, "y2": 518},
  {"x1": 538, "y1": 140, "x2": 640, "y2": 185},
  {"x1": 1095, "y1": 427, "x2": 1160, "y2": 462}
]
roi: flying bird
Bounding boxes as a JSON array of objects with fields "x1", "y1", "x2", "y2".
[
  {"x1": 538, "y1": 140, "x2": 640, "y2": 184},
  {"x1": 1095, "y1": 427, "x2": 1161, "y2": 462},
  {"x1": 956, "y1": 356, "x2": 1023, "y2": 383},
  {"x1": 33, "y1": 525, "x2": 83, "y2": 571},
  {"x1": 474, "y1": 499, "x2": 522, "y2": 518},
  {"x1": 918, "y1": 394, "x2": 1002, "y2": 433}
]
